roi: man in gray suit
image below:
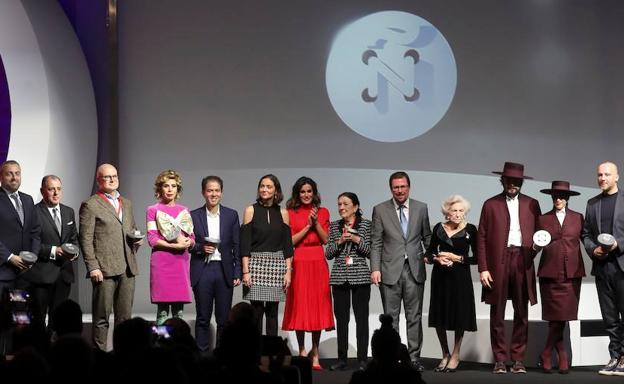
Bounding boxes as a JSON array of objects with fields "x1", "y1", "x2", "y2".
[
  {"x1": 371, "y1": 171, "x2": 432, "y2": 371},
  {"x1": 582, "y1": 161, "x2": 624, "y2": 375},
  {"x1": 79, "y1": 164, "x2": 141, "y2": 351}
]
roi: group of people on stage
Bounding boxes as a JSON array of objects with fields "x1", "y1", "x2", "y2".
[{"x1": 2, "y1": 159, "x2": 624, "y2": 377}]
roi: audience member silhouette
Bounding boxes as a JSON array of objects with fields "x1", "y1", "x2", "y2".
[
  {"x1": 51, "y1": 299, "x2": 83, "y2": 339},
  {"x1": 350, "y1": 314, "x2": 424, "y2": 384}
]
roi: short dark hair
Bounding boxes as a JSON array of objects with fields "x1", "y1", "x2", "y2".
[
  {"x1": 389, "y1": 171, "x2": 410, "y2": 188},
  {"x1": 1, "y1": 159, "x2": 20, "y2": 170},
  {"x1": 201, "y1": 175, "x2": 223, "y2": 191},
  {"x1": 338, "y1": 191, "x2": 363, "y2": 218},
  {"x1": 256, "y1": 174, "x2": 284, "y2": 204},
  {"x1": 286, "y1": 176, "x2": 321, "y2": 209},
  {"x1": 41, "y1": 175, "x2": 61, "y2": 189}
]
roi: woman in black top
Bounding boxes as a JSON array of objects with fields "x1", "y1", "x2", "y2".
[
  {"x1": 241, "y1": 174, "x2": 294, "y2": 336},
  {"x1": 425, "y1": 194, "x2": 478, "y2": 373}
]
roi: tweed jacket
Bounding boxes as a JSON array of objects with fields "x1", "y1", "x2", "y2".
[{"x1": 325, "y1": 217, "x2": 371, "y2": 285}]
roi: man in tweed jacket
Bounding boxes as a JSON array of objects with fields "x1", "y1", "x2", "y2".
[{"x1": 79, "y1": 164, "x2": 141, "y2": 351}]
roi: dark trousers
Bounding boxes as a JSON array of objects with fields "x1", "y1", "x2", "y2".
[
  {"x1": 15, "y1": 277, "x2": 71, "y2": 329},
  {"x1": 92, "y1": 271, "x2": 135, "y2": 351},
  {"x1": 595, "y1": 259, "x2": 624, "y2": 358},
  {"x1": 332, "y1": 282, "x2": 370, "y2": 362},
  {"x1": 490, "y1": 247, "x2": 529, "y2": 362},
  {"x1": 193, "y1": 261, "x2": 233, "y2": 352}
]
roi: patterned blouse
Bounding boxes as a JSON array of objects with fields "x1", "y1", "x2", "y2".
[{"x1": 325, "y1": 217, "x2": 371, "y2": 285}]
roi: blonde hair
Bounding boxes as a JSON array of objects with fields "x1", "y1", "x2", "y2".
[
  {"x1": 440, "y1": 194, "x2": 471, "y2": 220},
  {"x1": 154, "y1": 170, "x2": 183, "y2": 200}
]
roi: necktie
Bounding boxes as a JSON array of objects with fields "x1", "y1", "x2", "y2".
[
  {"x1": 11, "y1": 193, "x2": 24, "y2": 224},
  {"x1": 399, "y1": 205, "x2": 408, "y2": 237},
  {"x1": 53, "y1": 208, "x2": 62, "y2": 234}
]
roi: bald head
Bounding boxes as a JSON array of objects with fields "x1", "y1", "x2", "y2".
[
  {"x1": 96, "y1": 163, "x2": 119, "y2": 194},
  {"x1": 597, "y1": 161, "x2": 619, "y2": 195}
]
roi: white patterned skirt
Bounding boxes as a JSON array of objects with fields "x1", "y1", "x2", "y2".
[{"x1": 243, "y1": 250, "x2": 286, "y2": 302}]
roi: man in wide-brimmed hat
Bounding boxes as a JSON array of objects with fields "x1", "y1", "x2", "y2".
[
  {"x1": 477, "y1": 162, "x2": 541, "y2": 374},
  {"x1": 582, "y1": 161, "x2": 624, "y2": 376},
  {"x1": 535, "y1": 181, "x2": 584, "y2": 374}
]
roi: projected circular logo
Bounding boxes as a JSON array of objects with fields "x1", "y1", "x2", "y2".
[
  {"x1": 0, "y1": 55, "x2": 10, "y2": 162},
  {"x1": 326, "y1": 11, "x2": 457, "y2": 142}
]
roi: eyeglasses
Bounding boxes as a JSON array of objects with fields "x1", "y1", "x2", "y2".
[{"x1": 100, "y1": 175, "x2": 118, "y2": 181}]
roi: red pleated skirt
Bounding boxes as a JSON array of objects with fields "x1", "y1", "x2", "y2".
[{"x1": 282, "y1": 245, "x2": 335, "y2": 331}]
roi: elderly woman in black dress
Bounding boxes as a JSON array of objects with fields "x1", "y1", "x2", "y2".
[{"x1": 425, "y1": 194, "x2": 478, "y2": 373}]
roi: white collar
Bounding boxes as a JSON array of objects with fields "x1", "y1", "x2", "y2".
[
  {"x1": 206, "y1": 205, "x2": 220, "y2": 217},
  {"x1": 393, "y1": 198, "x2": 410, "y2": 209}
]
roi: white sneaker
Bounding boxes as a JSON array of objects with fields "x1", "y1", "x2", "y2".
[{"x1": 599, "y1": 357, "x2": 619, "y2": 376}]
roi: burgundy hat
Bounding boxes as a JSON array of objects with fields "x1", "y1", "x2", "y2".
[
  {"x1": 540, "y1": 180, "x2": 580, "y2": 196},
  {"x1": 492, "y1": 162, "x2": 533, "y2": 179}
]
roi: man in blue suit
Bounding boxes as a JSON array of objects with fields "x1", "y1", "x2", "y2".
[
  {"x1": 0, "y1": 160, "x2": 40, "y2": 295},
  {"x1": 191, "y1": 175, "x2": 241, "y2": 353}
]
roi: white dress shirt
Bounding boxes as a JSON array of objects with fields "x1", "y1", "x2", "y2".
[
  {"x1": 47, "y1": 204, "x2": 61, "y2": 260},
  {"x1": 393, "y1": 198, "x2": 409, "y2": 258},
  {"x1": 393, "y1": 198, "x2": 410, "y2": 223},
  {"x1": 506, "y1": 195, "x2": 522, "y2": 247},
  {"x1": 206, "y1": 206, "x2": 221, "y2": 261},
  {"x1": 556, "y1": 208, "x2": 566, "y2": 226}
]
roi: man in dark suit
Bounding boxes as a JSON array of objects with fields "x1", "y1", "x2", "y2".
[
  {"x1": 582, "y1": 161, "x2": 624, "y2": 375},
  {"x1": 477, "y1": 162, "x2": 541, "y2": 374},
  {"x1": 190, "y1": 175, "x2": 241, "y2": 353},
  {"x1": 371, "y1": 171, "x2": 432, "y2": 371},
  {"x1": 79, "y1": 163, "x2": 141, "y2": 351},
  {"x1": 0, "y1": 160, "x2": 40, "y2": 295},
  {"x1": 19, "y1": 175, "x2": 78, "y2": 328}
]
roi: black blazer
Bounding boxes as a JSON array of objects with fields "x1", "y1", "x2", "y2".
[
  {"x1": 190, "y1": 205, "x2": 241, "y2": 288},
  {"x1": 21, "y1": 202, "x2": 78, "y2": 284},
  {"x1": 583, "y1": 189, "x2": 624, "y2": 275},
  {"x1": 0, "y1": 189, "x2": 41, "y2": 281}
]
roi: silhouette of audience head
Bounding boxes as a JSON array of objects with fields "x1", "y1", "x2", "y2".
[
  {"x1": 51, "y1": 299, "x2": 83, "y2": 337},
  {"x1": 371, "y1": 314, "x2": 402, "y2": 363},
  {"x1": 228, "y1": 301, "x2": 258, "y2": 326},
  {"x1": 113, "y1": 317, "x2": 153, "y2": 360},
  {"x1": 49, "y1": 335, "x2": 94, "y2": 382}
]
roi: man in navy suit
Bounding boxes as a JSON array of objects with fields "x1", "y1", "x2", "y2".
[
  {"x1": 0, "y1": 160, "x2": 40, "y2": 295},
  {"x1": 19, "y1": 175, "x2": 78, "y2": 328},
  {"x1": 191, "y1": 175, "x2": 241, "y2": 353}
]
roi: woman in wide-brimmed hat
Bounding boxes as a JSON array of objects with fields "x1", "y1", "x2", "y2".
[{"x1": 535, "y1": 181, "x2": 585, "y2": 374}]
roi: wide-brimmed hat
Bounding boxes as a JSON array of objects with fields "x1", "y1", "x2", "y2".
[
  {"x1": 540, "y1": 180, "x2": 580, "y2": 196},
  {"x1": 492, "y1": 162, "x2": 533, "y2": 179}
]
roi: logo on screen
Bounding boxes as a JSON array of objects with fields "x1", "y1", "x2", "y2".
[{"x1": 326, "y1": 11, "x2": 457, "y2": 142}]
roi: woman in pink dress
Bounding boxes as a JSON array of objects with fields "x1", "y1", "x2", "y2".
[
  {"x1": 146, "y1": 170, "x2": 195, "y2": 325},
  {"x1": 282, "y1": 176, "x2": 334, "y2": 370}
]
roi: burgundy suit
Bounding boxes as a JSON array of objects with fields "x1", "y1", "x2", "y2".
[
  {"x1": 537, "y1": 209, "x2": 585, "y2": 321},
  {"x1": 477, "y1": 192, "x2": 541, "y2": 362}
]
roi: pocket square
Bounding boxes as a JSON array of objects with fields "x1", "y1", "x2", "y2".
[{"x1": 67, "y1": 221, "x2": 74, "y2": 225}]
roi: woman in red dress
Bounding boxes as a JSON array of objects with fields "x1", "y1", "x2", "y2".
[{"x1": 282, "y1": 176, "x2": 334, "y2": 370}]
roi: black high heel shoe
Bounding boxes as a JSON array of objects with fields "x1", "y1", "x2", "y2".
[
  {"x1": 444, "y1": 359, "x2": 460, "y2": 373},
  {"x1": 434, "y1": 357, "x2": 449, "y2": 372}
]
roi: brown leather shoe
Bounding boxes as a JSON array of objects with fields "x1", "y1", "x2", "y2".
[
  {"x1": 511, "y1": 361, "x2": 527, "y2": 374},
  {"x1": 493, "y1": 361, "x2": 507, "y2": 374}
]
